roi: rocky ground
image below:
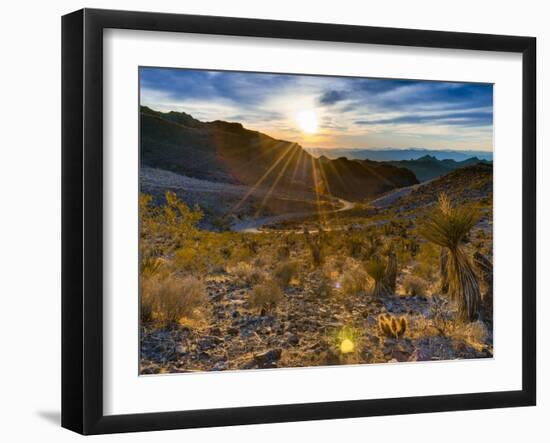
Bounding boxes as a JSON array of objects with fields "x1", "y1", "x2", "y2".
[{"x1": 140, "y1": 271, "x2": 493, "y2": 374}]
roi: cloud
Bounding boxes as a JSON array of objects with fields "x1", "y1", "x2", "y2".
[
  {"x1": 355, "y1": 110, "x2": 493, "y2": 128},
  {"x1": 318, "y1": 90, "x2": 348, "y2": 105},
  {"x1": 139, "y1": 67, "x2": 493, "y2": 151}
]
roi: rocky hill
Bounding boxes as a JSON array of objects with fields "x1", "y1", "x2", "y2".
[{"x1": 140, "y1": 106, "x2": 418, "y2": 202}]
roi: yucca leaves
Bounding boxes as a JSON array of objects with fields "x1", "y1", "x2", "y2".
[
  {"x1": 418, "y1": 205, "x2": 479, "y2": 250},
  {"x1": 420, "y1": 193, "x2": 481, "y2": 322},
  {"x1": 366, "y1": 260, "x2": 391, "y2": 297}
]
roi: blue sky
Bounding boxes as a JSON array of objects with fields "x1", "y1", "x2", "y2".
[{"x1": 140, "y1": 67, "x2": 493, "y2": 151}]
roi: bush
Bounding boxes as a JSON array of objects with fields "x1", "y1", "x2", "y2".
[
  {"x1": 249, "y1": 280, "x2": 283, "y2": 312},
  {"x1": 340, "y1": 266, "x2": 369, "y2": 295},
  {"x1": 402, "y1": 275, "x2": 429, "y2": 296},
  {"x1": 313, "y1": 273, "x2": 333, "y2": 298},
  {"x1": 229, "y1": 262, "x2": 266, "y2": 285},
  {"x1": 273, "y1": 260, "x2": 300, "y2": 287},
  {"x1": 141, "y1": 275, "x2": 208, "y2": 324},
  {"x1": 408, "y1": 242, "x2": 439, "y2": 283}
]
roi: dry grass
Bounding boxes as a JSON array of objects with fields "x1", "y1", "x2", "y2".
[
  {"x1": 273, "y1": 260, "x2": 300, "y2": 287},
  {"x1": 249, "y1": 279, "x2": 284, "y2": 312},
  {"x1": 402, "y1": 275, "x2": 429, "y2": 297},
  {"x1": 141, "y1": 275, "x2": 208, "y2": 324},
  {"x1": 340, "y1": 265, "x2": 369, "y2": 295},
  {"x1": 228, "y1": 261, "x2": 266, "y2": 285}
]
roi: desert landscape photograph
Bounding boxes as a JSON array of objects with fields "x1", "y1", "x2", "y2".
[{"x1": 138, "y1": 67, "x2": 494, "y2": 374}]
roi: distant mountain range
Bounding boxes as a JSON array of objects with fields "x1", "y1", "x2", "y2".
[
  {"x1": 140, "y1": 107, "x2": 418, "y2": 202},
  {"x1": 383, "y1": 155, "x2": 492, "y2": 182},
  {"x1": 305, "y1": 147, "x2": 493, "y2": 162}
]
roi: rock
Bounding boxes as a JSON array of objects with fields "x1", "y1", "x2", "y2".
[
  {"x1": 198, "y1": 351, "x2": 211, "y2": 360},
  {"x1": 288, "y1": 334, "x2": 300, "y2": 346},
  {"x1": 198, "y1": 336, "x2": 223, "y2": 351},
  {"x1": 324, "y1": 349, "x2": 341, "y2": 365},
  {"x1": 209, "y1": 327, "x2": 222, "y2": 336},
  {"x1": 175, "y1": 344, "x2": 187, "y2": 354},
  {"x1": 391, "y1": 349, "x2": 412, "y2": 362},
  {"x1": 227, "y1": 327, "x2": 239, "y2": 336},
  {"x1": 254, "y1": 349, "x2": 282, "y2": 368},
  {"x1": 210, "y1": 360, "x2": 229, "y2": 371}
]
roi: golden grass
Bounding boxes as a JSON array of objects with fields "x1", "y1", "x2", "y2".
[
  {"x1": 141, "y1": 275, "x2": 208, "y2": 324},
  {"x1": 249, "y1": 279, "x2": 284, "y2": 312}
]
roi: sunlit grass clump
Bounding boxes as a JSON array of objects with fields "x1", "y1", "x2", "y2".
[
  {"x1": 273, "y1": 260, "x2": 300, "y2": 287},
  {"x1": 141, "y1": 275, "x2": 208, "y2": 324},
  {"x1": 249, "y1": 279, "x2": 284, "y2": 313},
  {"x1": 402, "y1": 274, "x2": 428, "y2": 297}
]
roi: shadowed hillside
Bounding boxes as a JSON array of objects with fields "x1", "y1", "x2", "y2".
[
  {"x1": 383, "y1": 155, "x2": 491, "y2": 182},
  {"x1": 141, "y1": 106, "x2": 418, "y2": 202}
]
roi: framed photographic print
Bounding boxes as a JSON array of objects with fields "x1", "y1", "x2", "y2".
[{"x1": 62, "y1": 8, "x2": 536, "y2": 435}]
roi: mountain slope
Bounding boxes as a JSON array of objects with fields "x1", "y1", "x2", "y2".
[
  {"x1": 383, "y1": 155, "x2": 491, "y2": 181},
  {"x1": 140, "y1": 106, "x2": 418, "y2": 201},
  {"x1": 306, "y1": 147, "x2": 493, "y2": 162}
]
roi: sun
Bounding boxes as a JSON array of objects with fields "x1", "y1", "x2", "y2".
[{"x1": 295, "y1": 109, "x2": 319, "y2": 134}]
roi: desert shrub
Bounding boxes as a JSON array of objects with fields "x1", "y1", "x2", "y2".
[
  {"x1": 277, "y1": 245, "x2": 291, "y2": 260},
  {"x1": 140, "y1": 255, "x2": 163, "y2": 278},
  {"x1": 378, "y1": 314, "x2": 408, "y2": 339},
  {"x1": 140, "y1": 277, "x2": 155, "y2": 323},
  {"x1": 419, "y1": 193, "x2": 481, "y2": 322},
  {"x1": 253, "y1": 252, "x2": 271, "y2": 268},
  {"x1": 413, "y1": 242, "x2": 439, "y2": 281},
  {"x1": 249, "y1": 280, "x2": 284, "y2": 312},
  {"x1": 402, "y1": 275, "x2": 429, "y2": 296},
  {"x1": 303, "y1": 227, "x2": 324, "y2": 267},
  {"x1": 340, "y1": 265, "x2": 369, "y2": 295},
  {"x1": 430, "y1": 294, "x2": 452, "y2": 335},
  {"x1": 229, "y1": 262, "x2": 266, "y2": 285},
  {"x1": 366, "y1": 260, "x2": 391, "y2": 297},
  {"x1": 273, "y1": 260, "x2": 300, "y2": 287},
  {"x1": 365, "y1": 232, "x2": 382, "y2": 257},
  {"x1": 383, "y1": 251, "x2": 397, "y2": 292},
  {"x1": 140, "y1": 192, "x2": 202, "y2": 251},
  {"x1": 141, "y1": 275, "x2": 208, "y2": 324},
  {"x1": 313, "y1": 273, "x2": 333, "y2": 298}
]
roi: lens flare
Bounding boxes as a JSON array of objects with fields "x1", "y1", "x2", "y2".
[{"x1": 340, "y1": 338, "x2": 355, "y2": 354}]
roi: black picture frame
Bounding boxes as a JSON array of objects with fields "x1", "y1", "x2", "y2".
[{"x1": 62, "y1": 8, "x2": 536, "y2": 435}]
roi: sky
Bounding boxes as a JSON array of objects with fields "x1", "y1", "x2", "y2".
[{"x1": 140, "y1": 67, "x2": 493, "y2": 151}]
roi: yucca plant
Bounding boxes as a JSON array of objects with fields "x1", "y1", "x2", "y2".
[
  {"x1": 439, "y1": 248, "x2": 449, "y2": 294},
  {"x1": 303, "y1": 227, "x2": 324, "y2": 267},
  {"x1": 419, "y1": 193, "x2": 481, "y2": 322},
  {"x1": 383, "y1": 250, "x2": 397, "y2": 293},
  {"x1": 366, "y1": 259, "x2": 390, "y2": 298},
  {"x1": 474, "y1": 251, "x2": 494, "y2": 324},
  {"x1": 140, "y1": 254, "x2": 163, "y2": 278}
]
